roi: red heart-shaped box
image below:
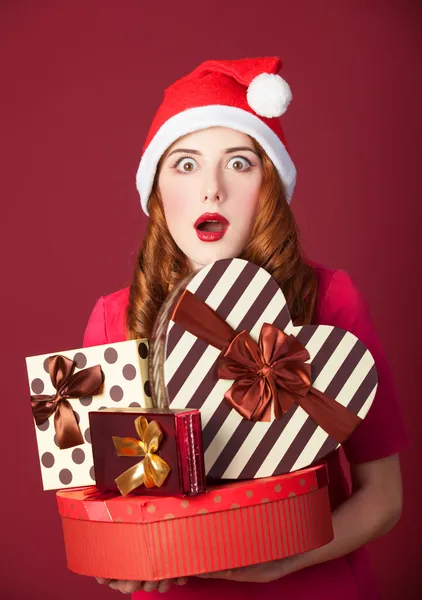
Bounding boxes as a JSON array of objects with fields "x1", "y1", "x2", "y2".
[{"x1": 57, "y1": 463, "x2": 332, "y2": 580}]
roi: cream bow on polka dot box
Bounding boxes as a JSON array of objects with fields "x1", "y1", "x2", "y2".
[{"x1": 25, "y1": 339, "x2": 152, "y2": 491}]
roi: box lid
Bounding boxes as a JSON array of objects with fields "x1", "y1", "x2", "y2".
[{"x1": 57, "y1": 463, "x2": 328, "y2": 524}]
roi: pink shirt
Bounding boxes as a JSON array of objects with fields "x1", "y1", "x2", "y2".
[{"x1": 83, "y1": 264, "x2": 410, "y2": 600}]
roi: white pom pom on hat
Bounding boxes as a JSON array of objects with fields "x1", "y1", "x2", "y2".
[
  {"x1": 247, "y1": 73, "x2": 293, "y2": 118},
  {"x1": 136, "y1": 57, "x2": 297, "y2": 215}
]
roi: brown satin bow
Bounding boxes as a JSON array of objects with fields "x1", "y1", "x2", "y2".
[
  {"x1": 171, "y1": 289, "x2": 361, "y2": 444},
  {"x1": 112, "y1": 416, "x2": 171, "y2": 496},
  {"x1": 31, "y1": 355, "x2": 104, "y2": 449}
]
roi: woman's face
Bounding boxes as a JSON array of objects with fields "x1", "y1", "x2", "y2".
[{"x1": 157, "y1": 127, "x2": 263, "y2": 271}]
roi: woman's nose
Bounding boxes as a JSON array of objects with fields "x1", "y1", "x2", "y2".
[
  {"x1": 204, "y1": 192, "x2": 221, "y2": 203},
  {"x1": 202, "y1": 177, "x2": 225, "y2": 204}
]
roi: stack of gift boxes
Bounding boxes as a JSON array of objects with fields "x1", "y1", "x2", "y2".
[{"x1": 25, "y1": 258, "x2": 378, "y2": 581}]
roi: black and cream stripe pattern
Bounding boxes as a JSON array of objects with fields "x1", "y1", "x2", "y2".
[{"x1": 150, "y1": 259, "x2": 377, "y2": 479}]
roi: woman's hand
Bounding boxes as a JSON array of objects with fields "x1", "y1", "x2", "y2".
[
  {"x1": 95, "y1": 576, "x2": 188, "y2": 594},
  {"x1": 197, "y1": 559, "x2": 289, "y2": 583},
  {"x1": 201, "y1": 454, "x2": 404, "y2": 583}
]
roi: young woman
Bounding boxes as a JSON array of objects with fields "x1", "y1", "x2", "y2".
[{"x1": 84, "y1": 57, "x2": 410, "y2": 598}]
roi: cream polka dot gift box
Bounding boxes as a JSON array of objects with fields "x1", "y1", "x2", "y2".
[{"x1": 25, "y1": 339, "x2": 152, "y2": 490}]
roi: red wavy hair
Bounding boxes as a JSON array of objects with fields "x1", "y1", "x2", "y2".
[{"x1": 126, "y1": 136, "x2": 317, "y2": 340}]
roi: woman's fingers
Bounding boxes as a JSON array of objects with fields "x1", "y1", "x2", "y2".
[
  {"x1": 107, "y1": 579, "x2": 143, "y2": 594},
  {"x1": 95, "y1": 577, "x2": 111, "y2": 584},
  {"x1": 142, "y1": 579, "x2": 183, "y2": 593},
  {"x1": 95, "y1": 576, "x2": 188, "y2": 593},
  {"x1": 142, "y1": 580, "x2": 159, "y2": 592},
  {"x1": 157, "y1": 580, "x2": 172, "y2": 593}
]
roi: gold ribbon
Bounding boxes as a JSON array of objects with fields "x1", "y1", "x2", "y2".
[
  {"x1": 112, "y1": 416, "x2": 171, "y2": 496},
  {"x1": 31, "y1": 355, "x2": 104, "y2": 450}
]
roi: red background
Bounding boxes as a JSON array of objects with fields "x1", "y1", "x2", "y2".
[{"x1": 1, "y1": 1, "x2": 420, "y2": 598}]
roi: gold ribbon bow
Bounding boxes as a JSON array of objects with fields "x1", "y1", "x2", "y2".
[
  {"x1": 112, "y1": 417, "x2": 171, "y2": 496},
  {"x1": 31, "y1": 355, "x2": 104, "y2": 449}
]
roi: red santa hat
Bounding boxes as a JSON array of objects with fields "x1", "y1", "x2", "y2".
[{"x1": 136, "y1": 56, "x2": 296, "y2": 215}]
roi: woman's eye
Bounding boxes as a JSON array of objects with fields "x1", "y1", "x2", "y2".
[
  {"x1": 227, "y1": 156, "x2": 252, "y2": 171},
  {"x1": 174, "y1": 157, "x2": 198, "y2": 172}
]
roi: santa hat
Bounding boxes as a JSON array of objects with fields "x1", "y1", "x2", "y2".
[{"x1": 136, "y1": 57, "x2": 296, "y2": 215}]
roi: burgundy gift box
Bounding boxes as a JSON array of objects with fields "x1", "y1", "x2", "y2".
[{"x1": 89, "y1": 408, "x2": 206, "y2": 497}]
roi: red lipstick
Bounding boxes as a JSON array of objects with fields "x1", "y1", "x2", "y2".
[{"x1": 194, "y1": 212, "x2": 230, "y2": 242}]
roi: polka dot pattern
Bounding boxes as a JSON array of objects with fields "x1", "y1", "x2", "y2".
[
  {"x1": 138, "y1": 342, "x2": 148, "y2": 359},
  {"x1": 41, "y1": 452, "x2": 55, "y2": 468},
  {"x1": 104, "y1": 347, "x2": 118, "y2": 364},
  {"x1": 72, "y1": 448, "x2": 85, "y2": 465},
  {"x1": 59, "y1": 469, "x2": 73, "y2": 485},
  {"x1": 73, "y1": 352, "x2": 87, "y2": 369},
  {"x1": 123, "y1": 364, "x2": 136, "y2": 380},
  {"x1": 37, "y1": 420, "x2": 49, "y2": 432},
  {"x1": 28, "y1": 338, "x2": 150, "y2": 490},
  {"x1": 144, "y1": 380, "x2": 151, "y2": 398},
  {"x1": 79, "y1": 396, "x2": 93, "y2": 406},
  {"x1": 110, "y1": 385, "x2": 124, "y2": 402},
  {"x1": 56, "y1": 465, "x2": 327, "y2": 525},
  {"x1": 31, "y1": 378, "x2": 44, "y2": 394}
]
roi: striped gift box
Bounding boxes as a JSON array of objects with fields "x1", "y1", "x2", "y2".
[
  {"x1": 57, "y1": 464, "x2": 332, "y2": 580},
  {"x1": 150, "y1": 258, "x2": 378, "y2": 479}
]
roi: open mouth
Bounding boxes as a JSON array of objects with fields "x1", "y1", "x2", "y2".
[
  {"x1": 194, "y1": 213, "x2": 230, "y2": 242},
  {"x1": 196, "y1": 220, "x2": 227, "y2": 233}
]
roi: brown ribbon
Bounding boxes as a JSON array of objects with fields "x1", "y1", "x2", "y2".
[
  {"x1": 31, "y1": 355, "x2": 104, "y2": 449},
  {"x1": 171, "y1": 289, "x2": 362, "y2": 444},
  {"x1": 112, "y1": 416, "x2": 171, "y2": 496}
]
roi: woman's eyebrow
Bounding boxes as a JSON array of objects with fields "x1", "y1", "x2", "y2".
[{"x1": 167, "y1": 146, "x2": 258, "y2": 157}]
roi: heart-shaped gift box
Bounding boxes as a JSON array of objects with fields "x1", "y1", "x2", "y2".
[{"x1": 150, "y1": 258, "x2": 378, "y2": 479}]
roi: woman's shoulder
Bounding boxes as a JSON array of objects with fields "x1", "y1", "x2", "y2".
[
  {"x1": 82, "y1": 263, "x2": 364, "y2": 346},
  {"x1": 102, "y1": 286, "x2": 131, "y2": 311},
  {"x1": 83, "y1": 286, "x2": 130, "y2": 347},
  {"x1": 308, "y1": 260, "x2": 367, "y2": 331}
]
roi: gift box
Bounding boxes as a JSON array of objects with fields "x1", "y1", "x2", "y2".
[
  {"x1": 57, "y1": 463, "x2": 332, "y2": 580},
  {"x1": 150, "y1": 258, "x2": 378, "y2": 479},
  {"x1": 89, "y1": 407, "x2": 206, "y2": 497},
  {"x1": 26, "y1": 339, "x2": 151, "y2": 490}
]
